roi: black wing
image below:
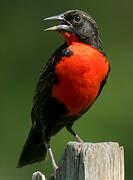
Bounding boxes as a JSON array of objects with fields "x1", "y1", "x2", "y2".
[{"x1": 31, "y1": 42, "x2": 73, "y2": 129}]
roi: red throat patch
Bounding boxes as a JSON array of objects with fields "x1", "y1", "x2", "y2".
[{"x1": 60, "y1": 32, "x2": 79, "y2": 45}]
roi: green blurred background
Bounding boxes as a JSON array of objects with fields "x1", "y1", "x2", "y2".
[{"x1": 1, "y1": 0, "x2": 133, "y2": 179}]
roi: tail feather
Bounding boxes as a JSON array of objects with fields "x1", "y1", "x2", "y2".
[{"x1": 17, "y1": 126, "x2": 47, "y2": 168}]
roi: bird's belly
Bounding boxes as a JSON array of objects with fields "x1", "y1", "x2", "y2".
[
  {"x1": 52, "y1": 44, "x2": 108, "y2": 116},
  {"x1": 52, "y1": 74, "x2": 99, "y2": 116}
]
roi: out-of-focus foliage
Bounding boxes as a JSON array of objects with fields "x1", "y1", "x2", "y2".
[{"x1": 0, "y1": 0, "x2": 133, "y2": 179}]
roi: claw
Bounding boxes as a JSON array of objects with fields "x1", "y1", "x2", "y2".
[{"x1": 51, "y1": 164, "x2": 58, "y2": 178}]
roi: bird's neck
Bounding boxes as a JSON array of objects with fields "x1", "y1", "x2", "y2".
[
  {"x1": 60, "y1": 32, "x2": 105, "y2": 56},
  {"x1": 79, "y1": 36, "x2": 105, "y2": 56}
]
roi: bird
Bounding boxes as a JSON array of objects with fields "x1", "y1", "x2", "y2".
[{"x1": 17, "y1": 9, "x2": 110, "y2": 176}]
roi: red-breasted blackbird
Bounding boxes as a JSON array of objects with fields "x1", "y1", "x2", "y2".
[{"x1": 17, "y1": 10, "x2": 110, "y2": 175}]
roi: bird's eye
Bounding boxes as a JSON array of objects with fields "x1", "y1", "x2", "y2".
[{"x1": 73, "y1": 15, "x2": 81, "y2": 23}]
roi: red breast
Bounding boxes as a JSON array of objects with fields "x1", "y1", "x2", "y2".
[{"x1": 52, "y1": 33, "x2": 109, "y2": 116}]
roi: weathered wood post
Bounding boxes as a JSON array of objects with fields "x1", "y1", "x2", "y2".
[{"x1": 32, "y1": 142, "x2": 124, "y2": 180}]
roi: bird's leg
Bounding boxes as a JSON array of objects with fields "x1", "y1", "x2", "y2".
[
  {"x1": 45, "y1": 141, "x2": 58, "y2": 177},
  {"x1": 66, "y1": 126, "x2": 84, "y2": 143}
]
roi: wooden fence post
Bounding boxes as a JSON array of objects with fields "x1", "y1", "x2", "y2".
[{"x1": 32, "y1": 142, "x2": 124, "y2": 180}]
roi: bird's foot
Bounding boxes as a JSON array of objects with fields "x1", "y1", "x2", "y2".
[{"x1": 50, "y1": 165, "x2": 58, "y2": 178}]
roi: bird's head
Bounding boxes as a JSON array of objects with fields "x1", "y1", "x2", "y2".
[{"x1": 44, "y1": 10, "x2": 105, "y2": 55}]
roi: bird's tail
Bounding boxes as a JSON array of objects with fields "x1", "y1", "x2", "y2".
[{"x1": 17, "y1": 126, "x2": 47, "y2": 168}]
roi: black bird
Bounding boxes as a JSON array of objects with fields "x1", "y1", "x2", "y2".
[{"x1": 17, "y1": 9, "x2": 110, "y2": 176}]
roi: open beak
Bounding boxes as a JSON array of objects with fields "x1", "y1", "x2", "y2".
[{"x1": 44, "y1": 13, "x2": 72, "y2": 31}]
